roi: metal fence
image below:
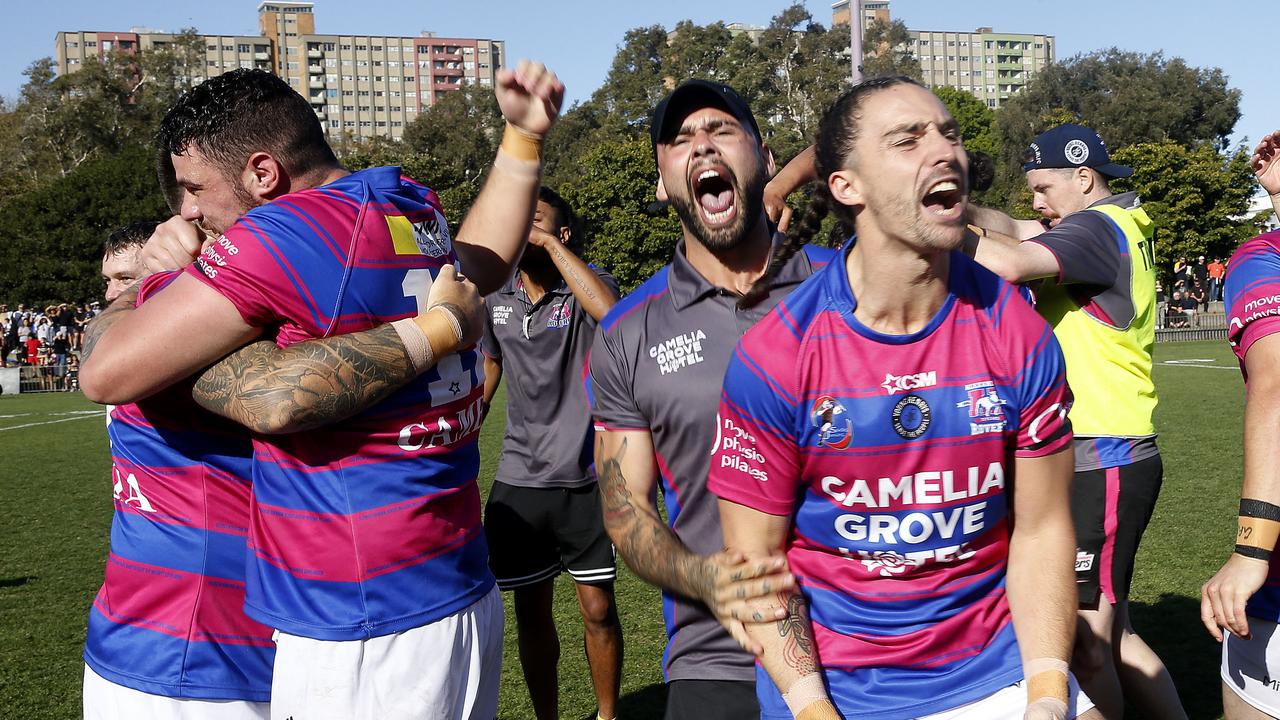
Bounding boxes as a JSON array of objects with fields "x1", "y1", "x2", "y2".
[
  {"x1": 16, "y1": 364, "x2": 77, "y2": 393},
  {"x1": 1156, "y1": 310, "x2": 1228, "y2": 343}
]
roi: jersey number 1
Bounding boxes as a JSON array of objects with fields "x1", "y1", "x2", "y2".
[{"x1": 400, "y1": 268, "x2": 479, "y2": 406}]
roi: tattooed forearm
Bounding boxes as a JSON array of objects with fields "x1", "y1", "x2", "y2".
[
  {"x1": 777, "y1": 594, "x2": 819, "y2": 676},
  {"x1": 547, "y1": 243, "x2": 598, "y2": 303},
  {"x1": 192, "y1": 324, "x2": 417, "y2": 434},
  {"x1": 81, "y1": 286, "x2": 140, "y2": 363},
  {"x1": 598, "y1": 436, "x2": 717, "y2": 602}
]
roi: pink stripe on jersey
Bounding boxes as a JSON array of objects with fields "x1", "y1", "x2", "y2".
[
  {"x1": 94, "y1": 554, "x2": 274, "y2": 646},
  {"x1": 250, "y1": 484, "x2": 482, "y2": 583},
  {"x1": 112, "y1": 460, "x2": 250, "y2": 535}
]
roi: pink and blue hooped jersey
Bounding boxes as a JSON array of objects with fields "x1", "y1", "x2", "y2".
[
  {"x1": 87, "y1": 271, "x2": 274, "y2": 701},
  {"x1": 1225, "y1": 230, "x2": 1280, "y2": 622},
  {"x1": 184, "y1": 166, "x2": 493, "y2": 640},
  {"x1": 708, "y1": 248, "x2": 1073, "y2": 719}
]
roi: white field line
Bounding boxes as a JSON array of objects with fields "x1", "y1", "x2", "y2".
[
  {"x1": 1156, "y1": 361, "x2": 1239, "y2": 370},
  {"x1": 0, "y1": 411, "x2": 105, "y2": 431}
]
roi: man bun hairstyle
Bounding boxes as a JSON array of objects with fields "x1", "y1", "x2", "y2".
[
  {"x1": 157, "y1": 68, "x2": 337, "y2": 181},
  {"x1": 738, "y1": 76, "x2": 923, "y2": 309}
]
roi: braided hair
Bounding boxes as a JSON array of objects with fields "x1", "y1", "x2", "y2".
[{"x1": 737, "y1": 76, "x2": 924, "y2": 309}]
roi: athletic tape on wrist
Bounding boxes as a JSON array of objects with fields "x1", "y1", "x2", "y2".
[
  {"x1": 782, "y1": 673, "x2": 828, "y2": 717},
  {"x1": 1025, "y1": 659, "x2": 1069, "y2": 707},
  {"x1": 1023, "y1": 657, "x2": 1068, "y2": 678},
  {"x1": 1241, "y1": 499, "x2": 1280, "y2": 522},
  {"x1": 498, "y1": 123, "x2": 543, "y2": 162},
  {"x1": 429, "y1": 305, "x2": 465, "y2": 346},
  {"x1": 1236, "y1": 544, "x2": 1272, "y2": 561},
  {"x1": 391, "y1": 318, "x2": 434, "y2": 373},
  {"x1": 1237, "y1": 515, "x2": 1280, "y2": 554},
  {"x1": 1026, "y1": 697, "x2": 1068, "y2": 718}
]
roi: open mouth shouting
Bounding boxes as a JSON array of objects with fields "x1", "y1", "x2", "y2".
[
  {"x1": 692, "y1": 164, "x2": 739, "y2": 228},
  {"x1": 921, "y1": 176, "x2": 965, "y2": 222}
]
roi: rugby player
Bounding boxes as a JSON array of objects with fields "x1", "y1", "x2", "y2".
[
  {"x1": 101, "y1": 222, "x2": 154, "y2": 303},
  {"x1": 587, "y1": 79, "x2": 834, "y2": 719},
  {"x1": 708, "y1": 76, "x2": 1096, "y2": 720},
  {"x1": 1202, "y1": 127, "x2": 1280, "y2": 719},
  {"x1": 80, "y1": 62, "x2": 563, "y2": 717},
  {"x1": 480, "y1": 186, "x2": 622, "y2": 720},
  {"x1": 964, "y1": 124, "x2": 1184, "y2": 719}
]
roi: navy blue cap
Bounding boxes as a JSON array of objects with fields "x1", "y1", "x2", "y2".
[
  {"x1": 649, "y1": 79, "x2": 761, "y2": 150},
  {"x1": 1022, "y1": 123, "x2": 1132, "y2": 178}
]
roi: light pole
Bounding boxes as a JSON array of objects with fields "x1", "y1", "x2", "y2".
[{"x1": 850, "y1": 0, "x2": 864, "y2": 84}]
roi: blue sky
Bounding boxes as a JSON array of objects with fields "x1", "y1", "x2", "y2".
[{"x1": 7, "y1": 1, "x2": 1276, "y2": 150}]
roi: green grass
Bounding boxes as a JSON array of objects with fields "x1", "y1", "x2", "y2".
[{"x1": 0, "y1": 341, "x2": 1247, "y2": 718}]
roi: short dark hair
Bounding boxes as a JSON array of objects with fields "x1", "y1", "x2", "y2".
[
  {"x1": 538, "y1": 186, "x2": 583, "y2": 252},
  {"x1": 105, "y1": 221, "x2": 159, "y2": 257},
  {"x1": 157, "y1": 69, "x2": 337, "y2": 181}
]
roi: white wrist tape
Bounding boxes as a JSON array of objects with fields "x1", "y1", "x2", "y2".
[
  {"x1": 429, "y1": 305, "x2": 465, "y2": 345},
  {"x1": 1024, "y1": 657, "x2": 1069, "y2": 678},
  {"x1": 493, "y1": 148, "x2": 543, "y2": 180},
  {"x1": 782, "y1": 673, "x2": 828, "y2": 717},
  {"x1": 391, "y1": 317, "x2": 434, "y2": 373}
]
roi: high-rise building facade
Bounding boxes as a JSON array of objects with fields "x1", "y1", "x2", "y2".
[
  {"x1": 829, "y1": 2, "x2": 1053, "y2": 108},
  {"x1": 54, "y1": 2, "x2": 504, "y2": 140}
]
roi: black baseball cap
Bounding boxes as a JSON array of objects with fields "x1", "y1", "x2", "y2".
[
  {"x1": 649, "y1": 79, "x2": 761, "y2": 150},
  {"x1": 1022, "y1": 123, "x2": 1132, "y2": 178}
]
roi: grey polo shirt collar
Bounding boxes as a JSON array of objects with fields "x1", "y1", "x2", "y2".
[{"x1": 666, "y1": 235, "x2": 812, "y2": 310}]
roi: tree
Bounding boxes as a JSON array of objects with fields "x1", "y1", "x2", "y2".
[
  {"x1": 560, "y1": 139, "x2": 680, "y2": 292},
  {"x1": 1109, "y1": 141, "x2": 1258, "y2": 269},
  {"x1": 0, "y1": 144, "x2": 168, "y2": 306},
  {"x1": 933, "y1": 87, "x2": 997, "y2": 157},
  {"x1": 861, "y1": 18, "x2": 923, "y2": 81}
]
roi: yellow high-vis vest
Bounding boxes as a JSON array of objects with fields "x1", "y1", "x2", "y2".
[{"x1": 1033, "y1": 202, "x2": 1158, "y2": 438}]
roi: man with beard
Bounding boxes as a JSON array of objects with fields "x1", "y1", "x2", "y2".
[
  {"x1": 479, "y1": 186, "x2": 622, "y2": 720},
  {"x1": 587, "y1": 80, "x2": 834, "y2": 719}
]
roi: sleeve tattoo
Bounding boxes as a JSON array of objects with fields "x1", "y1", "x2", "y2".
[
  {"x1": 191, "y1": 324, "x2": 417, "y2": 433},
  {"x1": 777, "y1": 594, "x2": 819, "y2": 675},
  {"x1": 81, "y1": 286, "x2": 139, "y2": 364},
  {"x1": 598, "y1": 436, "x2": 718, "y2": 602}
]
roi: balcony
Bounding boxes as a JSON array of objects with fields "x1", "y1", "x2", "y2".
[
  {"x1": 309, "y1": 78, "x2": 324, "y2": 89},
  {"x1": 255, "y1": 52, "x2": 270, "y2": 61},
  {"x1": 308, "y1": 64, "x2": 323, "y2": 75},
  {"x1": 309, "y1": 93, "x2": 324, "y2": 105},
  {"x1": 307, "y1": 49, "x2": 322, "y2": 58},
  {"x1": 315, "y1": 108, "x2": 325, "y2": 118}
]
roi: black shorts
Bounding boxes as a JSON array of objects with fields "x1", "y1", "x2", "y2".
[
  {"x1": 665, "y1": 679, "x2": 758, "y2": 720},
  {"x1": 484, "y1": 481, "x2": 615, "y2": 590},
  {"x1": 1071, "y1": 454, "x2": 1163, "y2": 607}
]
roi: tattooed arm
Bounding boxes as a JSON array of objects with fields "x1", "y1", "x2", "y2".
[
  {"x1": 719, "y1": 499, "x2": 840, "y2": 720},
  {"x1": 594, "y1": 430, "x2": 793, "y2": 653},
  {"x1": 529, "y1": 226, "x2": 618, "y2": 321},
  {"x1": 192, "y1": 265, "x2": 485, "y2": 434}
]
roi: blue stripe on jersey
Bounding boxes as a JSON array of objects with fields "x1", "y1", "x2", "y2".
[
  {"x1": 85, "y1": 614, "x2": 274, "y2": 702},
  {"x1": 756, "y1": 623, "x2": 1021, "y2": 720},
  {"x1": 111, "y1": 514, "x2": 248, "y2": 579},
  {"x1": 599, "y1": 267, "x2": 670, "y2": 333},
  {"x1": 803, "y1": 564, "x2": 1006, "y2": 637},
  {"x1": 795, "y1": 497, "x2": 1008, "y2": 555},
  {"x1": 241, "y1": 218, "x2": 329, "y2": 329},
  {"x1": 244, "y1": 533, "x2": 492, "y2": 639}
]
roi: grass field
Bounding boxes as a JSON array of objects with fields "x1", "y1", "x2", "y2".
[{"x1": 0, "y1": 340, "x2": 1248, "y2": 719}]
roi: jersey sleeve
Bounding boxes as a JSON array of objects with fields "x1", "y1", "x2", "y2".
[
  {"x1": 1226, "y1": 238, "x2": 1280, "y2": 364},
  {"x1": 182, "y1": 221, "x2": 292, "y2": 328},
  {"x1": 707, "y1": 337, "x2": 802, "y2": 517},
  {"x1": 135, "y1": 270, "x2": 180, "y2": 305},
  {"x1": 1026, "y1": 212, "x2": 1121, "y2": 287},
  {"x1": 1008, "y1": 301, "x2": 1074, "y2": 457},
  {"x1": 587, "y1": 325, "x2": 648, "y2": 431}
]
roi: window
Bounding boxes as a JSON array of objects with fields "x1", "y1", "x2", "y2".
[
  {"x1": 342, "y1": 59, "x2": 352, "y2": 66},
  {"x1": 102, "y1": 40, "x2": 113, "y2": 51},
  {"x1": 480, "y1": 77, "x2": 492, "y2": 86},
  {"x1": 360, "y1": 121, "x2": 371, "y2": 128},
  {"x1": 238, "y1": 43, "x2": 250, "y2": 53},
  {"x1": 359, "y1": 105, "x2": 371, "y2": 112},
  {"x1": 463, "y1": 47, "x2": 474, "y2": 55},
  {"x1": 85, "y1": 40, "x2": 97, "y2": 48},
  {"x1": 345, "y1": 121, "x2": 355, "y2": 127},
  {"x1": 342, "y1": 90, "x2": 353, "y2": 96},
  {"x1": 224, "y1": 60, "x2": 236, "y2": 68},
  {"x1": 392, "y1": 121, "x2": 402, "y2": 128},
  {"x1": 68, "y1": 41, "x2": 79, "y2": 48},
  {"x1": 326, "y1": 58, "x2": 337, "y2": 67},
  {"x1": 207, "y1": 43, "x2": 217, "y2": 51},
  {"x1": 287, "y1": 46, "x2": 298, "y2": 55},
  {"x1": 358, "y1": 90, "x2": 370, "y2": 96},
  {"x1": 287, "y1": 62, "x2": 299, "y2": 70},
  {"x1": 391, "y1": 90, "x2": 401, "y2": 97},
  {"x1": 343, "y1": 105, "x2": 354, "y2": 111},
  {"x1": 325, "y1": 42, "x2": 336, "y2": 51},
  {"x1": 241, "y1": 61, "x2": 253, "y2": 69},
  {"x1": 987, "y1": 99, "x2": 996, "y2": 107},
  {"x1": 327, "y1": 74, "x2": 338, "y2": 82},
  {"x1": 373, "y1": 60, "x2": 382, "y2": 67},
  {"x1": 374, "y1": 76, "x2": 383, "y2": 82},
  {"x1": 406, "y1": 91, "x2": 417, "y2": 98},
  {"x1": 207, "y1": 60, "x2": 218, "y2": 67},
  {"x1": 358, "y1": 75, "x2": 369, "y2": 82},
  {"x1": 342, "y1": 75, "x2": 353, "y2": 82},
  {"x1": 356, "y1": 44, "x2": 367, "y2": 51},
  {"x1": 377, "y1": 121, "x2": 387, "y2": 127},
  {"x1": 375, "y1": 91, "x2": 384, "y2": 97},
  {"x1": 390, "y1": 76, "x2": 399, "y2": 83},
  {"x1": 328, "y1": 104, "x2": 340, "y2": 112},
  {"x1": 405, "y1": 76, "x2": 415, "y2": 82},
  {"x1": 327, "y1": 89, "x2": 338, "y2": 97},
  {"x1": 373, "y1": 45, "x2": 382, "y2": 52},
  {"x1": 68, "y1": 58, "x2": 80, "y2": 65},
  {"x1": 330, "y1": 120, "x2": 341, "y2": 128},
  {"x1": 222, "y1": 44, "x2": 233, "y2": 51},
  {"x1": 341, "y1": 44, "x2": 351, "y2": 51},
  {"x1": 357, "y1": 60, "x2": 368, "y2": 67}
]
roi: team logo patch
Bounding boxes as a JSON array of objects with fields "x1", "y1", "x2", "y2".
[
  {"x1": 412, "y1": 210, "x2": 452, "y2": 257},
  {"x1": 811, "y1": 395, "x2": 853, "y2": 449},
  {"x1": 546, "y1": 302, "x2": 571, "y2": 329},
  {"x1": 880, "y1": 370, "x2": 937, "y2": 395},
  {"x1": 1064, "y1": 139, "x2": 1090, "y2": 165},
  {"x1": 858, "y1": 550, "x2": 917, "y2": 577},
  {"x1": 492, "y1": 305, "x2": 513, "y2": 326},
  {"x1": 891, "y1": 395, "x2": 931, "y2": 439},
  {"x1": 955, "y1": 380, "x2": 1008, "y2": 435}
]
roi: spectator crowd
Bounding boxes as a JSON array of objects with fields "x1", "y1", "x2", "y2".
[{"x1": 0, "y1": 301, "x2": 97, "y2": 390}]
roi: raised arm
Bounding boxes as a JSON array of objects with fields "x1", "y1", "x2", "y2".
[
  {"x1": 764, "y1": 146, "x2": 817, "y2": 232},
  {"x1": 529, "y1": 226, "x2": 618, "y2": 321},
  {"x1": 453, "y1": 60, "x2": 565, "y2": 295},
  {"x1": 1005, "y1": 447, "x2": 1077, "y2": 717},
  {"x1": 1202, "y1": 332, "x2": 1280, "y2": 641},
  {"x1": 595, "y1": 430, "x2": 791, "y2": 640},
  {"x1": 719, "y1": 500, "x2": 839, "y2": 720},
  {"x1": 191, "y1": 265, "x2": 483, "y2": 434},
  {"x1": 1253, "y1": 130, "x2": 1280, "y2": 218},
  {"x1": 968, "y1": 205, "x2": 1048, "y2": 241}
]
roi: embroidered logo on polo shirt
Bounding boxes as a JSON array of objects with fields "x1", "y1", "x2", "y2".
[
  {"x1": 492, "y1": 305, "x2": 513, "y2": 325},
  {"x1": 648, "y1": 330, "x2": 707, "y2": 375},
  {"x1": 546, "y1": 303, "x2": 571, "y2": 329}
]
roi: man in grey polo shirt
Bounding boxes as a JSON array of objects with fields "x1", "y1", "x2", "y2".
[
  {"x1": 587, "y1": 80, "x2": 835, "y2": 719},
  {"x1": 481, "y1": 186, "x2": 623, "y2": 720}
]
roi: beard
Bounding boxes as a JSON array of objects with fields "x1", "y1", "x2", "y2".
[
  {"x1": 667, "y1": 164, "x2": 767, "y2": 254},
  {"x1": 867, "y1": 182, "x2": 967, "y2": 252}
]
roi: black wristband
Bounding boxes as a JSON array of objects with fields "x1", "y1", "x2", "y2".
[
  {"x1": 1241, "y1": 499, "x2": 1280, "y2": 522},
  {"x1": 1235, "y1": 544, "x2": 1272, "y2": 561}
]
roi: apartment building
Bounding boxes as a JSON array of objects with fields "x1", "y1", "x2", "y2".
[
  {"x1": 53, "y1": 2, "x2": 504, "y2": 140},
  {"x1": 829, "y1": 2, "x2": 1054, "y2": 108}
]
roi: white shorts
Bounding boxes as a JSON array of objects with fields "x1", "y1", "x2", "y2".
[
  {"x1": 919, "y1": 673, "x2": 1093, "y2": 720},
  {"x1": 82, "y1": 665, "x2": 269, "y2": 720},
  {"x1": 1222, "y1": 617, "x2": 1280, "y2": 717},
  {"x1": 270, "y1": 586, "x2": 503, "y2": 720}
]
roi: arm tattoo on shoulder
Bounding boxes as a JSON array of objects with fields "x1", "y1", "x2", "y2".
[
  {"x1": 778, "y1": 594, "x2": 818, "y2": 675},
  {"x1": 81, "y1": 287, "x2": 139, "y2": 363},
  {"x1": 192, "y1": 324, "x2": 416, "y2": 433},
  {"x1": 599, "y1": 437, "x2": 636, "y2": 525}
]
